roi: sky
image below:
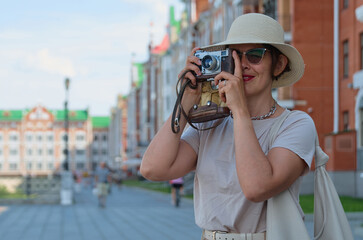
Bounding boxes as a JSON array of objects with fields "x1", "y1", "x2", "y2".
[{"x1": 0, "y1": 0, "x2": 184, "y2": 116}]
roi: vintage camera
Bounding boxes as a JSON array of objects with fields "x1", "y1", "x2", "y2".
[
  {"x1": 188, "y1": 49, "x2": 234, "y2": 124},
  {"x1": 194, "y1": 48, "x2": 234, "y2": 81}
]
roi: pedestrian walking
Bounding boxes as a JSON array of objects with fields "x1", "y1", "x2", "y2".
[
  {"x1": 141, "y1": 13, "x2": 317, "y2": 240},
  {"x1": 94, "y1": 161, "x2": 111, "y2": 208},
  {"x1": 170, "y1": 177, "x2": 184, "y2": 207}
]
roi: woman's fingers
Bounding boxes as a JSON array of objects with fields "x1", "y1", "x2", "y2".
[
  {"x1": 232, "y1": 50, "x2": 242, "y2": 78},
  {"x1": 218, "y1": 81, "x2": 227, "y2": 103}
]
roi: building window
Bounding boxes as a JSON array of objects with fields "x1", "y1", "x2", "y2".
[
  {"x1": 103, "y1": 135, "x2": 107, "y2": 141},
  {"x1": 361, "y1": 33, "x2": 363, "y2": 70},
  {"x1": 10, "y1": 149, "x2": 18, "y2": 155},
  {"x1": 76, "y1": 162, "x2": 85, "y2": 169},
  {"x1": 26, "y1": 135, "x2": 32, "y2": 142},
  {"x1": 263, "y1": 0, "x2": 276, "y2": 19},
  {"x1": 27, "y1": 162, "x2": 32, "y2": 170},
  {"x1": 9, "y1": 134, "x2": 18, "y2": 141},
  {"x1": 343, "y1": 111, "x2": 349, "y2": 131},
  {"x1": 94, "y1": 135, "x2": 98, "y2": 141},
  {"x1": 102, "y1": 149, "x2": 107, "y2": 155},
  {"x1": 76, "y1": 135, "x2": 85, "y2": 141},
  {"x1": 9, "y1": 163, "x2": 18, "y2": 170},
  {"x1": 93, "y1": 149, "x2": 98, "y2": 155},
  {"x1": 48, "y1": 149, "x2": 53, "y2": 155},
  {"x1": 38, "y1": 149, "x2": 43, "y2": 156},
  {"x1": 62, "y1": 134, "x2": 68, "y2": 141},
  {"x1": 343, "y1": 0, "x2": 349, "y2": 9},
  {"x1": 76, "y1": 149, "x2": 85, "y2": 155},
  {"x1": 37, "y1": 162, "x2": 42, "y2": 170},
  {"x1": 48, "y1": 163, "x2": 54, "y2": 170},
  {"x1": 27, "y1": 149, "x2": 32, "y2": 155},
  {"x1": 343, "y1": 40, "x2": 349, "y2": 78}
]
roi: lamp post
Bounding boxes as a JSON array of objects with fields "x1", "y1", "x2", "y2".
[
  {"x1": 60, "y1": 77, "x2": 73, "y2": 205},
  {"x1": 64, "y1": 78, "x2": 70, "y2": 171}
]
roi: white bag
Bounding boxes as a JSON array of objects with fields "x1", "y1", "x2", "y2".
[
  {"x1": 92, "y1": 187, "x2": 98, "y2": 196},
  {"x1": 266, "y1": 111, "x2": 354, "y2": 240}
]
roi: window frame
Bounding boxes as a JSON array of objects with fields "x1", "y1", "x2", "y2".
[{"x1": 343, "y1": 40, "x2": 349, "y2": 78}]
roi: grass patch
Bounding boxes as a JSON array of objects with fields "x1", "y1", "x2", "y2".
[
  {"x1": 0, "y1": 185, "x2": 35, "y2": 199},
  {"x1": 123, "y1": 179, "x2": 171, "y2": 194},
  {"x1": 300, "y1": 194, "x2": 363, "y2": 213},
  {"x1": 123, "y1": 180, "x2": 362, "y2": 213},
  {"x1": 123, "y1": 179, "x2": 194, "y2": 199}
]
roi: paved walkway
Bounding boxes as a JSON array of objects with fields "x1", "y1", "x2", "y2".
[
  {"x1": 0, "y1": 184, "x2": 362, "y2": 240},
  {"x1": 0, "y1": 185, "x2": 200, "y2": 240}
]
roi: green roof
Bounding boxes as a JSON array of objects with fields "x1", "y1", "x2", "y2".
[
  {"x1": 170, "y1": 6, "x2": 181, "y2": 35},
  {"x1": 54, "y1": 110, "x2": 88, "y2": 121},
  {"x1": 0, "y1": 110, "x2": 28, "y2": 121},
  {"x1": 92, "y1": 116, "x2": 110, "y2": 128},
  {"x1": 133, "y1": 62, "x2": 144, "y2": 87},
  {"x1": 0, "y1": 108, "x2": 88, "y2": 121}
]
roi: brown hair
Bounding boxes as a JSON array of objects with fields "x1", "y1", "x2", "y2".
[{"x1": 264, "y1": 44, "x2": 291, "y2": 81}]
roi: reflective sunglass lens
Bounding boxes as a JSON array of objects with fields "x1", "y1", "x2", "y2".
[{"x1": 246, "y1": 49, "x2": 266, "y2": 64}]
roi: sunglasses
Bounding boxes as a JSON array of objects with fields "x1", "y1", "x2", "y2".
[{"x1": 233, "y1": 48, "x2": 269, "y2": 65}]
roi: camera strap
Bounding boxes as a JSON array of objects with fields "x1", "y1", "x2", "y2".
[
  {"x1": 171, "y1": 70, "x2": 228, "y2": 134},
  {"x1": 171, "y1": 70, "x2": 195, "y2": 133}
]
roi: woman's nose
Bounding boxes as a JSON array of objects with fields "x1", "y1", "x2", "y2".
[{"x1": 240, "y1": 53, "x2": 249, "y2": 69}]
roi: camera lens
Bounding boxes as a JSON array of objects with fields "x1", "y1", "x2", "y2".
[{"x1": 202, "y1": 55, "x2": 218, "y2": 71}]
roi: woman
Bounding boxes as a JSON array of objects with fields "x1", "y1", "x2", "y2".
[
  {"x1": 169, "y1": 177, "x2": 184, "y2": 207},
  {"x1": 140, "y1": 13, "x2": 316, "y2": 239}
]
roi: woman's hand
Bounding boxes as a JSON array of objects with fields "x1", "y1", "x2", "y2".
[
  {"x1": 177, "y1": 47, "x2": 203, "y2": 112},
  {"x1": 214, "y1": 50, "x2": 247, "y2": 115}
]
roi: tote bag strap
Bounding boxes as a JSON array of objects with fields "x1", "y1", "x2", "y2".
[
  {"x1": 266, "y1": 110, "x2": 310, "y2": 240},
  {"x1": 266, "y1": 110, "x2": 354, "y2": 240},
  {"x1": 313, "y1": 138, "x2": 354, "y2": 240}
]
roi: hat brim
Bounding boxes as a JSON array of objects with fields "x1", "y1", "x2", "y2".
[{"x1": 201, "y1": 39, "x2": 305, "y2": 88}]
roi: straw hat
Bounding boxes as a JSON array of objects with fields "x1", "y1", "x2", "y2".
[{"x1": 201, "y1": 13, "x2": 305, "y2": 88}]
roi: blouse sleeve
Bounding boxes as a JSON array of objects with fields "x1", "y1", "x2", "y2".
[
  {"x1": 181, "y1": 125, "x2": 200, "y2": 155},
  {"x1": 271, "y1": 111, "x2": 317, "y2": 169}
]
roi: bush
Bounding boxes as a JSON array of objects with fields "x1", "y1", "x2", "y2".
[{"x1": 0, "y1": 185, "x2": 9, "y2": 196}]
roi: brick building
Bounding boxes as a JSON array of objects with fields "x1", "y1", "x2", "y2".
[{"x1": 0, "y1": 105, "x2": 93, "y2": 176}]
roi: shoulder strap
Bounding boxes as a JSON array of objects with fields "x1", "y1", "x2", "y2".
[
  {"x1": 313, "y1": 138, "x2": 354, "y2": 239},
  {"x1": 266, "y1": 110, "x2": 310, "y2": 240},
  {"x1": 266, "y1": 110, "x2": 354, "y2": 240}
]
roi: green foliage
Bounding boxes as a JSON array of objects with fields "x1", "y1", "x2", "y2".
[
  {"x1": 123, "y1": 181, "x2": 363, "y2": 212},
  {"x1": 123, "y1": 179, "x2": 171, "y2": 194},
  {"x1": 300, "y1": 194, "x2": 363, "y2": 213},
  {"x1": 299, "y1": 195, "x2": 314, "y2": 213},
  {"x1": 0, "y1": 185, "x2": 33, "y2": 199},
  {"x1": 0, "y1": 185, "x2": 8, "y2": 195}
]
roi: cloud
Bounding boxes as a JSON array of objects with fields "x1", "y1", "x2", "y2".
[
  {"x1": 0, "y1": 30, "x2": 32, "y2": 40},
  {"x1": 0, "y1": 0, "x2": 185, "y2": 115},
  {"x1": 25, "y1": 49, "x2": 76, "y2": 77}
]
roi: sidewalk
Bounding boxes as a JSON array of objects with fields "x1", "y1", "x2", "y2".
[
  {"x1": 0, "y1": 184, "x2": 362, "y2": 240},
  {"x1": 0, "y1": 185, "x2": 201, "y2": 240}
]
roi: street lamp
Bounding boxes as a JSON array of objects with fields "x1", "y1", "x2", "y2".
[
  {"x1": 61, "y1": 77, "x2": 73, "y2": 205},
  {"x1": 64, "y1": 78, "x2": 70, "y2": 171}
]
